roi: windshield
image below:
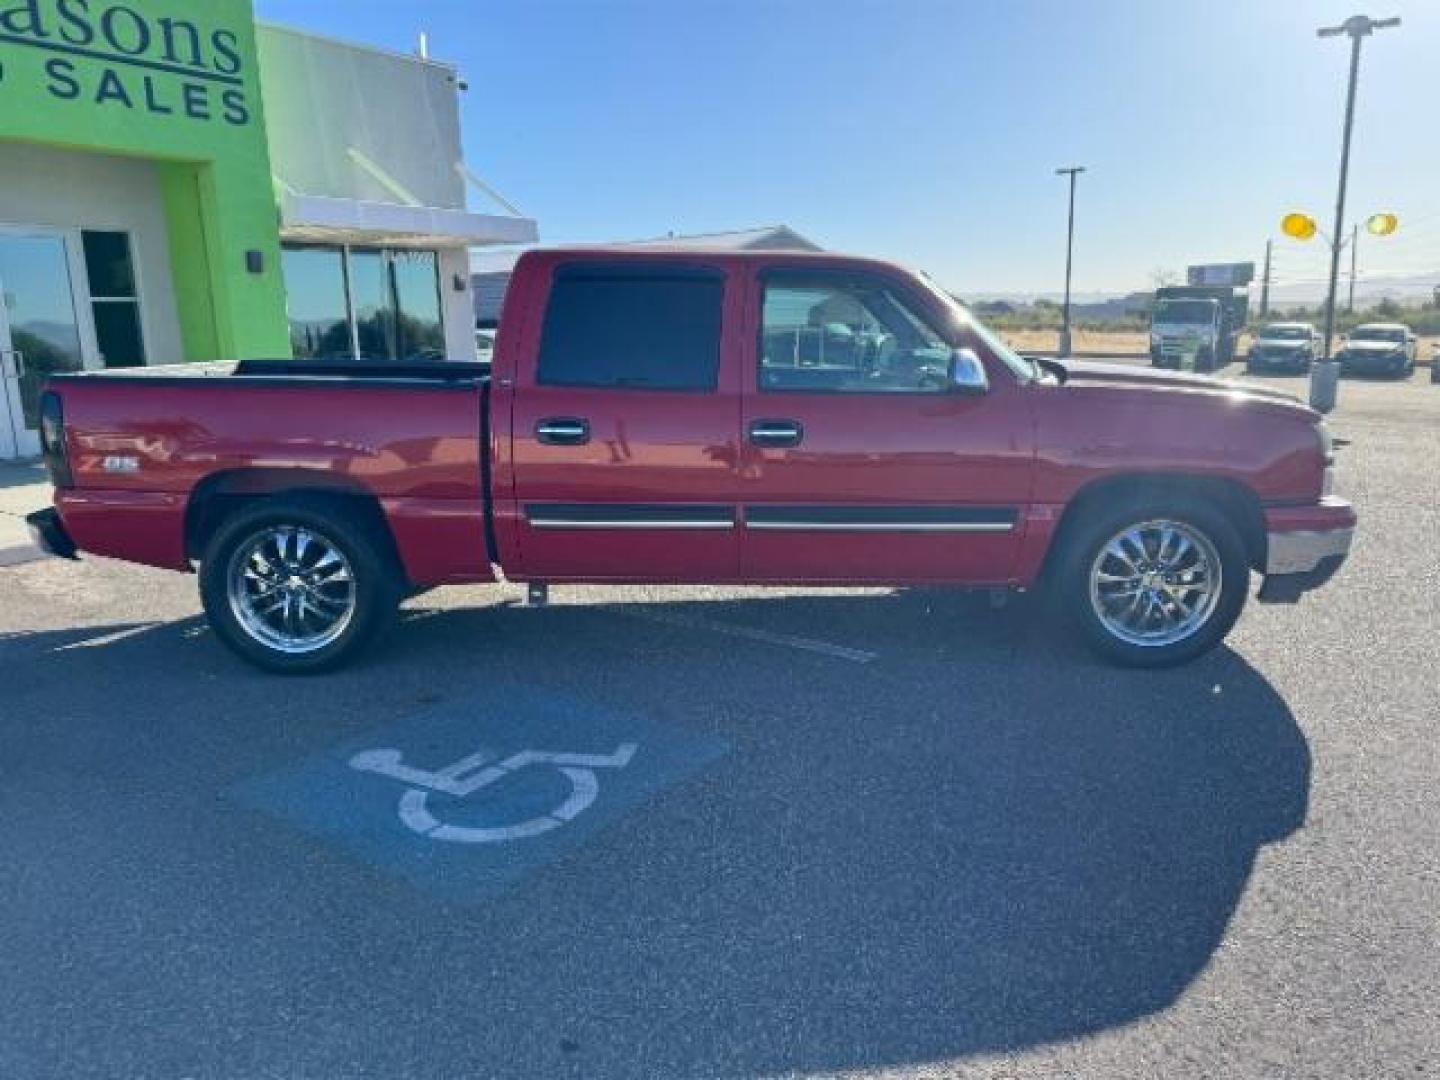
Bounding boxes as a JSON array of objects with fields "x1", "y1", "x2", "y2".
[
  {"x1": 1154, "y1": 300, "x2": 1216, "y2": 324},
  {"x1": 1261, "y1": 326, "x2": 1310, "y2": 341},
  {"x1": 915, "y1": 276, "x2": 1037, "y2": 381},
  {"x1": 1351, "y1": 327, "x2": 1405, "y2": 342}
]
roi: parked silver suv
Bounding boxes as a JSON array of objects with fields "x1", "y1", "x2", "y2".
[{"x1": 1248, "y1": 322, "x2": 1320, "y2": 374}]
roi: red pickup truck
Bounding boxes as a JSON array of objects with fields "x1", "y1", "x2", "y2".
[{"x1": 28, "y1": 248, "x2": 1354, "y2": 672}]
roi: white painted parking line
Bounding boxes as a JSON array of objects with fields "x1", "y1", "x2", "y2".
[
  {"x1": 55, "y1": 625, "x2": 160, "y2": 651},
  {"x1": 612, "y1": 607, "x2": 878, "y2": 664}
]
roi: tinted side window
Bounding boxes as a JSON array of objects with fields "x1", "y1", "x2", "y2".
[
  {"x1": 538, "y1": 269, "x2": 723, "y2": 391},
  {"x1": 760, "y1": 275, "x2": 951, "y2": 394}
]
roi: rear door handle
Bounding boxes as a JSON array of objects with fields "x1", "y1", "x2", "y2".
[
  {"x1": 749, "y1": 419, "x2": 804, "y2": 449},
  {"x1": 536, "y1": 418, "x2": 590, "y2": 446}
]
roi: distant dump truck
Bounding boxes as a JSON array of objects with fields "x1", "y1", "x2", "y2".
[{"x1": 1150, "y1": 286, "x2": 1250, "y2": 372}]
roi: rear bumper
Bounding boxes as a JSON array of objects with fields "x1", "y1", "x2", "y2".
[
  {"x1": 24, "y1": 509, "x2": 79, "y2": 561},
  {"x1": 1257, "y1": 498, "x2": 1355, "y2": 603}
]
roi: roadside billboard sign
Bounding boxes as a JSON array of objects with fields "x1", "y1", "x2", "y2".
[{"x1": 1188, "y1": 263, "x2": 1256, "y2": 287}]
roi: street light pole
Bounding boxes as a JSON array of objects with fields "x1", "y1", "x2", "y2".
[
  {"x1": 1311, "y1": 13, "x2": 1400, "y2": 412},
  {"x1": 1055, "y1": 166, "x2": 1085, "y2": 358},
  {"x1": 1347, "y1": 223, "x2": 1359, "y2": 312},
  {"x1": 1260, "y1": 238, "x2": 1273, "y2": 318}
]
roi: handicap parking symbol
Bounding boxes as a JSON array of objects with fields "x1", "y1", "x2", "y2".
[
  {"x1": 349, "y1": 741, "x2": 638, "y2": 845},
  {"x1": 231, "y1": 684, "x2": 728, "y2": 902}
]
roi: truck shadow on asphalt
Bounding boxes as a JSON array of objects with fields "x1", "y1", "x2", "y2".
[{"x1": 1, "y1": 590, "x2": 1310, "y2": 1078}]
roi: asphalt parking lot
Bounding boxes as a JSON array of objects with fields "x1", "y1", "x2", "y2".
[{"x1": 1, "y1": 367, "x2": 1436, "y2": 1079}]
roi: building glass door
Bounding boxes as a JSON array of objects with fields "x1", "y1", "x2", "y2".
[{"x1": 0, "y1": 230, "x2": 93, "y2": 459}]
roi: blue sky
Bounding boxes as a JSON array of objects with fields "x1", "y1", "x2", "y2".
[{"x1": 254, "y1": 0, "x2": 1437, "y2": 298}]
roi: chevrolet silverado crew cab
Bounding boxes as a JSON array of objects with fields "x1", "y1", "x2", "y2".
[{"x1": 28, "y1": 249, "x2": 1355, "y2": 673}]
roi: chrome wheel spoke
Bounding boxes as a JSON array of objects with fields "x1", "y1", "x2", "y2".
[
  {"x1": 1105, "y1": 541, "x2": 1140, "y2": 574},
  {"x1": 293, "y1": 529, "x2": 313, "y2": 567},
  {"x1": 311, "y1": 555, "x2": 348, "y2": 581},
  {"x1": 1170, "y1": 532, "x2": 1195, "y2": 567}
]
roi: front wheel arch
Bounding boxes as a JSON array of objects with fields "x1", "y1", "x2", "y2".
[{"x1": 1043, "y1": 475, "x2": 1267, "y2": 584}]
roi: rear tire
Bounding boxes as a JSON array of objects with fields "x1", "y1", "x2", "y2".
[
  {"x1": 1056, "y1": 495, "x2": 1249, "y2": 668},
  {"x1": 199, "y1": 495, "x2": 401, "y2": 674}
]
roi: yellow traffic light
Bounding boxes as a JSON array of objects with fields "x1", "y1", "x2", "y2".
[
  {"x1": 1282, "y1": 213, "x2": 1319, "y2": 241},
  {"x1": 1366, "y1": 213, "x2": 1398, "y2": 236}
]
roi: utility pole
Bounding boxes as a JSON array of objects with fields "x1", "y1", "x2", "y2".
[
  {"x1": 1055, "y1": 166, "x2": 1085, "y2": 358},
  {"x1": 1311, "y1": 14, "x2": 1400, "y2": 412},
  {"x1": 1347, "y1": 223, "x2": 1359, "y2": 312},
  {"x1": 1260, "y1": 239, "x2": 1273, "y2": 318}
]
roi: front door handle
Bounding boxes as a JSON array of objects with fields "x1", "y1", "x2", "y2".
[
  {"x1": 748, "y1": 419, "x2": 804, "y2": 449},
  {"x1": 536, "y1": 417, "x2": 590, "y2": 446}
]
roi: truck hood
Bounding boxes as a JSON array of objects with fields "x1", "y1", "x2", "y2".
[{"x1": 1058, "y1": 360, "x2": 1309, "y2": 410}]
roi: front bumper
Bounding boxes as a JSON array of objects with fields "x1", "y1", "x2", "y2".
[
  {"x1": 24, "y1": 509, "x2": 79, "y2": 561},
  {"x1": 1257, "y1": 498, "x2": 1355, "y2": 603},
  {"x1": 1249, "y1": 352, "x2": 1310, "y2": 371},
  {"x1": 1340, "y1": 352, "x2": 1408, "y2": 375}
]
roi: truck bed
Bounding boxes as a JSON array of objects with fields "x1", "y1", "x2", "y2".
[
  {"x1": 46, "y1": 359, "x2": 495, "y2": 587},
  {"x1": 51, "y1": 358, "x2": 489, "y2": 389}
]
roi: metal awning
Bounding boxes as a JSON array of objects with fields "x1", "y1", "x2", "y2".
[{"x1": 280, "y1": 193, "x2": 538, "y2": 249}]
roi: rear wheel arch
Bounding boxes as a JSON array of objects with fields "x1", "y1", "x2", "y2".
[{"x1": 185, "y1": 470, "x2": 403, "y2": 578}]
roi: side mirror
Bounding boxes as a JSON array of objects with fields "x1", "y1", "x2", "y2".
[{"x1": 948, "y1": 347, "x2": 989, "y2": 395}]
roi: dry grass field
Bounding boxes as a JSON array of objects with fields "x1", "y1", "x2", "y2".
[{"x1": 1000, "y1": 328, "x2": 1440, "y2": 362}]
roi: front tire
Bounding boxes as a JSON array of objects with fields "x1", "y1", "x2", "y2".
[
  {"x1": 1057, "y1": 495, "x2": 1249, "y2": 667},
  {"x1": 199, "y1": 495, "x2": 401, "y2": 674}
]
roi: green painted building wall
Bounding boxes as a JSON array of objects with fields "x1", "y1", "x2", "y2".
[{"x1": 0, "y1": 0, "x2": 289, "y2": 360}]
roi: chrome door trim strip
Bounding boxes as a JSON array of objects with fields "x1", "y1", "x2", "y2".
[
  {"x1": 744, "y1": 520, "x2": 1014, "y2": 533},
  {"x1": 743, "y1": 505, "x2": 1018, "y2": 533},
  {"x1": 528, "y1": 519, "x2": 736, "y2": 531},
  {"x1": 524, "y1": 503, "x2": 736, "y2": 531}
]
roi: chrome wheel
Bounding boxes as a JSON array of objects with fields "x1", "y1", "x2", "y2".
[
  {"x1": 1088, "y1": 519, "x2": 1223, "y2": 648},
  {"x1": 226, "y1": 526, "x2": 356, "y2": 655}
]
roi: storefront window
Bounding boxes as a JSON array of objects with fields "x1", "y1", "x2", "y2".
[
  {"x1": 392, "y1": 251, "x2": 445, "y2": 360},
  {"x1": 82, "y1": 231, "x2": 147, "y2": 368},
  {"x1": 282, "y1": 246, "x2": 353, "y2": 359},
  {"x1": 282, "y1": 244, "x2": 446, "y2": 361},
  {"x1": 348, "y1": 249, "x2": 397, "y2": 361}
]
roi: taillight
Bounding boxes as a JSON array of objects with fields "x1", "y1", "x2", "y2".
[
  {"x1": 39, "y1": 392, "x2": 73, "y2": 489},
  {"x1": 1316, "y1": 423, "x2": 1336, "y2": 499}
]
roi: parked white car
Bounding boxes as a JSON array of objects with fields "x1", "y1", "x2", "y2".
[{"x1": 1337, "y1": 323, "x2": 1417, "y2": 379}]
